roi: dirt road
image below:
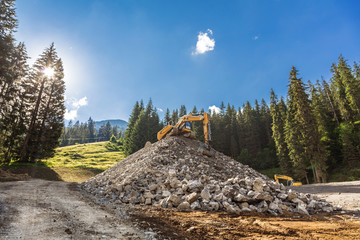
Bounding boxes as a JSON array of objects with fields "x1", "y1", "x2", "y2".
[
  {"x1": 0, "y1": 179, "x2": 147, "y2": 239},
  {"x1": 290, "y1": 180, "x2": 360, "y2": 211}
]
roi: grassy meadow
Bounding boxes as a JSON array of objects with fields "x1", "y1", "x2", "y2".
[{"x1": 1, "y1": 141, "x2": 125, "y2": 182}]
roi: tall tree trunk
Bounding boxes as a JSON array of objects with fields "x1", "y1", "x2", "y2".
[
  {"x1": 323, "y1": 80, "x2": 339, "y2": 125},
  {"x1": 20, "y1": 79, "x2": 45, "y2": 162},
  {"x1": 35, "y1": 83, "x2": 54, "y2": 157}
]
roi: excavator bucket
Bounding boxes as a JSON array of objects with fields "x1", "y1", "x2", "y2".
[{"x1": 199, "y1": 143, "x2": 215, "y2": 157}]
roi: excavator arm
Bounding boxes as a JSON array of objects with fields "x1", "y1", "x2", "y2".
[
  {"x1": 157, "y1": 112, "x2": 213, "y2": 156},
  {"x1": 274, "y1": 174, "x2": 302, "y2": 186}
]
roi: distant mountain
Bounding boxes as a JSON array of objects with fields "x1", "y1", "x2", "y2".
[{"x1": 94, "y1": 119, "x2": 128, "y2": 131}]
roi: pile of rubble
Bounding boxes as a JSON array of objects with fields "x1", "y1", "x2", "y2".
[{"x1": 81, "y1": 137, "x2": 336, "y2": 215}]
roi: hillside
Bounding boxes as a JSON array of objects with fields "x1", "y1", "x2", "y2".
[
  {"x1": 1, "y1": 142, "x2": 125, "y2": 182},
  {"x1": 95, "y1": 119, "x2": 127, "y2": 131}
]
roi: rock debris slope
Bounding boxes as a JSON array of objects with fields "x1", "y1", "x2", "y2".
[{"x1": 81, "y1": 137, "x2": 337, "y2": 215}]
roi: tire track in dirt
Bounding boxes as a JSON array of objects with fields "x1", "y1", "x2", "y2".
[{"x1": 0, "y1": 179, "x2": 146, "y2": 239}]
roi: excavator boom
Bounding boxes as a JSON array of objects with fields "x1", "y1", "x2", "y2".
[
  {"x1": 274, "y1": 174, "x2": 302, "y2": 186},
  {"x1": 157, "y1": 112, "x2": 213, "y2": 156}
]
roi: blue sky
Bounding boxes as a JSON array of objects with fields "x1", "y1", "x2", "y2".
[{"x1": 14, "y1": 0, "x2": 360, "y2": 122}]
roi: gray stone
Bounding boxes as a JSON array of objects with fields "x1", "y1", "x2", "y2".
[
  {"x1": 213, "y1": 193, "x2": 225, "y2": 202},
  {"x1": 296, "y1": 203, "x2": 309, "y2": 215},
  {"x1": 277, "y1": 193, "x2": 288, "y2": 200},
  {"x1": 269, "y1": 202, "x2": 279, "y2": 211},
  {"x1": 185, "y1": 192, "x2": 198, "y2": 204},
  {"x1": 208, "y1": 201, "x2": 220, "y2": 211},
  {"x1": 257, "y1": 201, "x2": 268, "y2": 213},
  {"x1": 187, "y1": 180, "x2": 202, "y2": 190},
  {"x1": 242, "y1": 207, "x2": 252, "y2": 212},
  {"x1": 201, "y1": 188, "x2": 212, "y2": 201},
  {"x1": 190, "y1": 201, "x2": 201, "y2": 210},
  {"x1": 144, "y1": 191, "x2": 154, "y2": 199},
  {"x1": 162, "y1": 190, "x2": 171, "y2": 197},
  {"x1": 223, "y1": 201, "x2": 240, "y2": 214},
  {"x1": 292, "y1": 198, "x2": 304, "y2": 205},
  {"x1": 233, "y1": 193, "x2": 248, "y2": 202},
  {"x1": 240, "y1": 202, "x2": 249, "y2": 208},
  {"x1": 168, "y1": 169, "x2": 176, "y2": 177},
  {"x1": 287, "y1": 191, "x2": 298, "y2": 201},
  {"x1": 166, "y1": 194, "x2": 181, "y2": 207},
  {"x1": 253, "y1": 178, "x2": 264, "y2": 193},
  {"x1": 178, "y1": 201, "x2": 191, "y2": 211},
  {"x1": 145, "y1": 198, "x2": 152, "y2": 205},
  {"x1": 322, "y1": 206, "x2": 333, "y2": 213},
  {"x1": 307, "y1": 200, "x2": 316, "y2": 209},
  {"x1": 256, "y1": 192, "x2": 273, "y2": 202}
]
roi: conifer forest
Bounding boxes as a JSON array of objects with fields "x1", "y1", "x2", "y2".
[{"x1": 1, "y1": 0, "x2": 360, "y2": 184}]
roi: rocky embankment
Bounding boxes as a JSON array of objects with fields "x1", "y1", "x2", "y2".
[{"x1": 81, "y1": 137, "x2": 338, "y2": 215}]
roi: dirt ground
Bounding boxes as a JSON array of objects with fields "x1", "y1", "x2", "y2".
[
  {"x1": 0, "y1": 179, "x2": 147, "y2": 239},
  {"x1": 289, "y1": 180, "x2": 360, "y2": 211},
  {"x1": 1, "y1": 179, "x2": 360, "y2": 239}
]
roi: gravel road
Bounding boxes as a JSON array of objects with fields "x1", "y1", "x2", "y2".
[
  {"x1": 0, "y1": 179, "x2": 147, "y2": 240},
  {"x1": 290, "y1": 180, "x2": 360, "y2": 211}
]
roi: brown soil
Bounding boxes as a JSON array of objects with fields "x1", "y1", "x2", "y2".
[{"x1": 131, "y1": 207, "x2": 360, "y2": 239}]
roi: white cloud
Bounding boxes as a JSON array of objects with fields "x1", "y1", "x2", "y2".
[
  {"x1": 64, "y1": 96, "x2": 88, "y2": 120},
  {"x1": 253, "y1": 35, "x2": 259, "y2": 40},
  {"x1": 209, "y1": 105, "x2": 221, "y2": 114},
  {"x1": 192, "y1": 29, "x2": 215, "y2": 55},
  {"x1": 72, "y1": 96, "x2": 88, "y2": 108},
  {"x1": 157, "y1": 108, "x2": 163, "y2": 112},
  {"x1": 65, "y1": 109, "x2": 78, "y2": 120}
]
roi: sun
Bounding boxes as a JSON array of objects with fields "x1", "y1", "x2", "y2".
[{"x1": 43, "y1": 67, "x2": 55, "y2": 78}]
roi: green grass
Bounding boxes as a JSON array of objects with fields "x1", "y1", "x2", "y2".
[
  {"x1": 43, "y1": 141, "x2": 125, "y2": 171},
  {"x1": 1, "y1": 141, "x2": 125, "y2": 182}
]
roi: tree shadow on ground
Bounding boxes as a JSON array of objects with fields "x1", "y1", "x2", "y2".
[{"x1": 1, "y1": 166, "x2": 62, "y2": 181}]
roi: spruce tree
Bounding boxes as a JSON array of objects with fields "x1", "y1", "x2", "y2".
[
  {"x1": 123, "y1": 101, "x2": 143, "y2": 155},
  {"x1": 104, "y1": 121, "x2": 112, "y2": 140},
  {"x1": 164, "y1": 108, "x2": 171, "y2": 125},
  {"x1": 285, "y1": 67, "x2": 327, "y2": 183},
  {"x1": 20, "y1": 43, "x2": 65, "y2": 161},
  {"x1": 270, "y1": 90, "x2": 293, "y2": 175},
  {"x1": 88, "y1": 117, "x2": 96, "y2": 142},
  {"x1": 179, "y1": 105, "x2": 187, "y2": 117}
]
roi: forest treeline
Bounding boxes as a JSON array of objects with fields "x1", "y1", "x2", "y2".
[
  {"x1": 60, "y1": 118, "x2": 123, "y2": 146},
  {"x1": 123, "y1": 56, "x2": 360, "y2": 184},
  {"x1": 0, "y1": 0, "x2": 65, "y2": 163}
]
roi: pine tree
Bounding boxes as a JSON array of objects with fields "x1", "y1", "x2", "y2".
[
  {"x1": 285, "y1": 67, "x2": 327, "y2": 183},
  {"x1": 164, "y1": 108, "x2": 171, "y2": 125},
  {"x1": 20, "y1": 43, "x2": 65, "y2": 161},
  {"x1": 171, "y1": 109, "x2": 179, "y2": 124},
  {"x1": 88, "y1": 117, "x2": 96, "y2": 142},
  {"x1": 104, "y1": 121, "x2": 112, "y2": 140},
  {"x1": 191, "y1": 106, "x2": 204, "y2": 141},
  {"x1": 112, "y1": 126, "x2": 119, "y2": 139},
  {"x1": 179, "y1": 105, "x2": 187, "y2": 117},
  {"x1": 123, "y1": 101, "x2": 143, "y2": 155},
  {"x1": 126, "y1": 99, "x2": 161, "y2": 155},
  {"x1": 270, "y1": 90, "x2": 293, "y2": 175}
]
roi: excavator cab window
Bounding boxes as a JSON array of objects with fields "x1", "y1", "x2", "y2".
[{"x1": 185, "y1": 122, "x2": 192, "y2": 130}]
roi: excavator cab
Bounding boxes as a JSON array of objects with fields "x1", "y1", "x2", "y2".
[{"x1": 157, "y1": 112, "x2": 214, "y2": 157}]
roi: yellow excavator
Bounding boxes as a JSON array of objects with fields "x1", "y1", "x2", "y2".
[
  {"x1": 274, "y1": 174, "x2": 302, "y2": 186},
  {"x1": 157, "y1": 112, "x2": 214, "y2": 157}
]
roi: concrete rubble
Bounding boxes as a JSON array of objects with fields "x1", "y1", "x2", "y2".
[{"x1": 81, "y1": 136, "x2": 338, "y2": 215}]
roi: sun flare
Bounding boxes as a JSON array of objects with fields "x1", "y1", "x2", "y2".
[{"x1": 43, "y1": 67, "x2": 54, "y2": 78}]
